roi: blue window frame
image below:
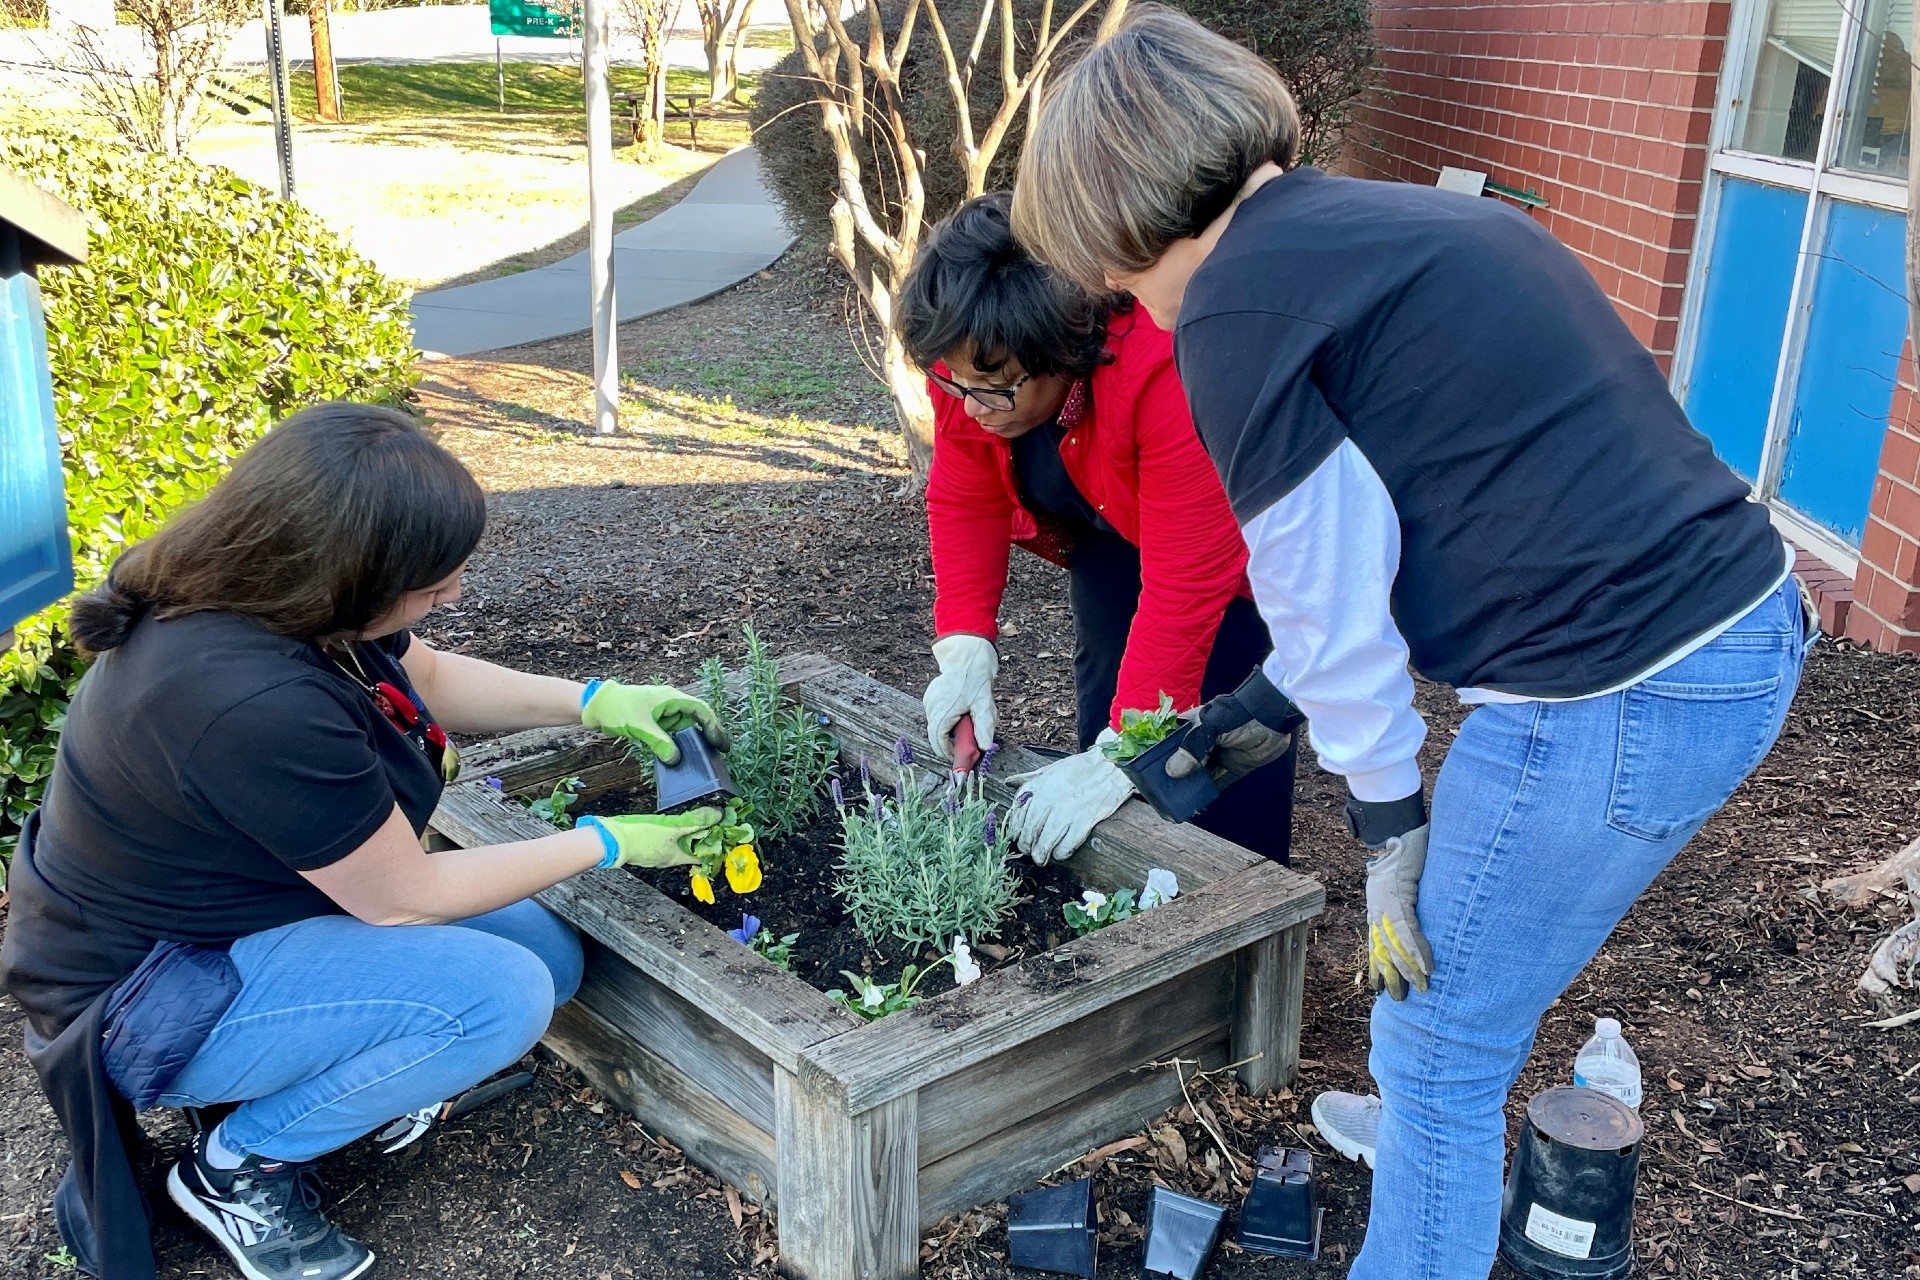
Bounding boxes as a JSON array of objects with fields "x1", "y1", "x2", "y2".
[{"x1": 0, "y1": 226, "x2": 75, "y2": 636}]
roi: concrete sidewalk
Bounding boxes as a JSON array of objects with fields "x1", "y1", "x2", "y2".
[{"x1": 408, "y1": 146, "x2": 793, "y2": 357}]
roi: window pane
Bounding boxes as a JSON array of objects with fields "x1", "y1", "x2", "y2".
[
  {"x1": 1777, "y1": 202, "x2": 1906, "y2": 545},
  {"x1": 1736, "y1": 0, "x2": 1844, "y2": 161},
  {"x1": 1835, "y1": 0, "x2": 1912, "y2": 178}
]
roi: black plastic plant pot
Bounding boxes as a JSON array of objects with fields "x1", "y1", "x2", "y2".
[
  {"x1": 1118, "y1": 724, "x2": 1220, "y2": 824},
  {"x1": 1141, "y1": 1186, "x2": 1227, "y2": 1280},
  {"x1": 1498, "y1": 1086, "x2": 1643, "y2": 1280},
  {"x1": 1235, "y1": 1147, "x2": 1322, "y2": 1260},
  {"x1": 1006, "y1": 1177, "x2": 1097, "y2": 1278},
  {"x1": 653, "y1": 726, "x2": 737, "y2": 812}
]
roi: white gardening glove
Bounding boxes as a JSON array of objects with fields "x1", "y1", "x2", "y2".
[
  {"x1": 1349, "y1": 793, "x2": 1436, "y2": 1001},
  {"x1": 1002, "y1": 730, "x2": 1136, "y2": 866},
  {"x1": 923, "y1": 634, "x2": 998, "y2": 764}
]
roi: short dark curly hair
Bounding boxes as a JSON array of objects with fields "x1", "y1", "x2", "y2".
[{"x1": 896, "y1": 192, "x2": 1111, "y2": 381}]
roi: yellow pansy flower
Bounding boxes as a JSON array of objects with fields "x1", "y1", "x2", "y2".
[
  {"x1": 724, "y1": 844, "x2": 762, "y2": 894},
  {"x1": 690, "y1": 869, "x2": 716, "y2": 904}
]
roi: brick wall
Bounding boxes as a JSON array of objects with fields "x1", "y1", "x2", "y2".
[
  {"x1": 1344, "y1": 0, "x2": 1729, "y2": 363},
  {"x1": 1847, "y1": 348, "x2": 1920, "y2": 653}
]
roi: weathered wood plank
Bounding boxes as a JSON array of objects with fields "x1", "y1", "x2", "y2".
[
  {"x1": 916, "y1": 1029, "x2": 1231, "y2": 1229},
  {"x1": 432, "y1": 776, "x2": 581, "y2": 844},
  {"x1": 539, "y1": 871, "x2": 860, "y2": 1072},
  {"x1": 543, "y1": 1000, "x2": 778, "y2": 1205},
  {"x1": 1232, "y1": 921, "x2": 1310, "y2": 1095},
  {"x1": 456, "y1": 724, "x2": 641, "y2": 800},
  {"x1": 789, "y1": 659, "x2": 1266, "y2": 891},
  {"x1": 775, "y1": 1071, "x2": 920, "y2": 1280},
  {"x1": 916, "y1": 957, "x2": 1233, "y2": 1166},
  {"x1": 801, "y1": 859, "x2": 1324, "y2": 1114},
  {"x1": 574, "y1": 941, "x2": 776, "y2": 1133}
]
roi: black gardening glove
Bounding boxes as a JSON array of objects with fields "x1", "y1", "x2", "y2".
[{"x1": 1164, "y1": 668, "x2": 1305, "y2": 784}]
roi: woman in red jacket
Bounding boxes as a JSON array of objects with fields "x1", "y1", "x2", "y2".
[{"x1": 898, "y1": 192, "x2": 1297, "y2": 864}]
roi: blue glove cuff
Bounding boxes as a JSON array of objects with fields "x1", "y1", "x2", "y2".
[
  {"x1": 580, "y1": 678, "x2": 606, "y2": 712},
  {"x1": 578, "y1": 815, "x2": 619, "y2": 869}
]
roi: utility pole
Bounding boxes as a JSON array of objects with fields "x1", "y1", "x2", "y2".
[
  {"x1": 581, "y1": 0, "x2": 617, "y2": 434},
  {"x1": 309, "y1": 0, "x2": 343, "y2": 122},
  {"x1": 264, "y1": 0, "x2": 295, "y2": 199}
]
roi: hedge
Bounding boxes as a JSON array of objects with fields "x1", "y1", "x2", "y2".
[{"x1": 0, "y1": 130, "x2": 418, "y2": 873}]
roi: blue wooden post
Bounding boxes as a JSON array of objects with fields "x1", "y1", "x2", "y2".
[{"x1": 0, "y1": 166, "x2": 86, "y2": 652}]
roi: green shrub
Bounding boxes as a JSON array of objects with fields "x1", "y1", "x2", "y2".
[
  {"x1": 697, "y1": 625, "x2": 837, "y2": 843},
  {"x1": 834, "y1": 742, "x2": 1020, "y2": 952},
  {"x1": 750, "y1": 0, "x2": 1375, "y2": 239},
  {"x1": 0, "y1": 129, "x2": 417, "y2": 873},
  {"x1": 1164, "y1": 0, "x2": 1376, "y2": 166}
]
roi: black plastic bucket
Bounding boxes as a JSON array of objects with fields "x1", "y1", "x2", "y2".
[
  {"x1": 653, "y1": 726, "x2": 737, "y2": 811},
  {"x1": 1235, "y1": 1147, "x2": 1322, "y2": 1259},
  {"x1": 1005, "y1": 1177, "x2": 1096, "y2": 1277},
  {"x1": 1498, "y1": 1086, "x2": 1643, "y2": 1280},
  {"x1": 1117, "y1": 724, "x2": 1219, "y2": 824}
]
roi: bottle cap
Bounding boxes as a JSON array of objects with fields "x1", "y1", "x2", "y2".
[{"x1": 1595, "y1": 1017, "x2": 1622, "y2": 1038}]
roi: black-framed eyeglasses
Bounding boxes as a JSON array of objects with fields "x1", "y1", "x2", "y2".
[{"x1": 929, "y1": 369, "x2": 1032, "y2": 412}]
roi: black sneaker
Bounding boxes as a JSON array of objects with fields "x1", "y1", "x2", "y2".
[{"x1": 166, "y1": 1131, "x2": 374, "y2": 1280}]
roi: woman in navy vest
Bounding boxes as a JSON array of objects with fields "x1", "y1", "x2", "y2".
[
  {"x1": 1011, "y1": 11, "x2": 1812, "y2": 1279},
  {"x1": 2, "y1": 405, "x2": 730, "y2": 1280}
]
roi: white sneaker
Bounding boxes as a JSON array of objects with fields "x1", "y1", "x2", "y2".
[{"x1": 1311, "y1": 1090, "x2": 1381, "y2": 1169}]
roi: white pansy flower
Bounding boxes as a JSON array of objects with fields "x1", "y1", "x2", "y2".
[
  {"x1": 862, "y1": 983, "x2": 885, "y2": 1009},
  {"x1": 951, "y1": 936, "x2": 981, "y2": 985},
  {"x1": 1080, "y1": 890, "x2": 1108, "y2": 913},
  {"x1": 1140, "y1": 868, "x2": 1180, "y2": 910}
]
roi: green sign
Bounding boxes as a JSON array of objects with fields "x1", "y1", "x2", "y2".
[{"x1": 489, "y1": 0, "x2": 576, "y2": 38}]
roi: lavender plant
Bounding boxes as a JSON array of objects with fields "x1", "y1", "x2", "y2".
[
  {"x1": 698, "y1": 625, "x2": 837, "y2": 842},
  {"x1": 834, "y1": 739, "x2": 1021, "y2": 950}
]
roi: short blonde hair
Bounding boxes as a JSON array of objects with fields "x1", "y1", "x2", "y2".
[{"x1": 1011, "y1": 5, "x2": 1299, "y2": 294}]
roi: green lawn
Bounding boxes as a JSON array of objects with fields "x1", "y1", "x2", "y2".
[{"x1": 217, "y1": 61, "x2": 757, "y2": 150}]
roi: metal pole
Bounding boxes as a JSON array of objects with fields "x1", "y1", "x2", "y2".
[
  {"x1": 264, "y1": 0, "x2": 295, "y2": 199},
  {"x1": 581, "y1": 0, "x2": 618, "y2": 435},
  {"x1": 497, "y1": 38, "x2": 506, "y2": 113}
]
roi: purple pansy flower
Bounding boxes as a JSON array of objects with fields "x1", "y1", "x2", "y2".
[
  {"x1": 727, "y1": 914, "x2": 762, "y2": 945},
  {"x1": 484, "y1": 776, "x2": 504, "y2": 791}
]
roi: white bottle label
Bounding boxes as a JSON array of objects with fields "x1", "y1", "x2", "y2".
[{"x1": 1524, "y1": 1203, "x2": 1596, "y2": 1259}]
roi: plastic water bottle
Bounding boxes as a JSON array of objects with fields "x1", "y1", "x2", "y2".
[{"x1": 1572, "y1": 1017, "x2": 1642, "y2": 1110}]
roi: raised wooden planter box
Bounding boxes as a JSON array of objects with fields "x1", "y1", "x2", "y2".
[{"x1": 429, "y1": 655, "x2": 1324, "y2": 1280}]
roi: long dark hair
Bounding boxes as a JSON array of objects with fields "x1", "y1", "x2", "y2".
[
  {"x1": 897, "y1": 192, "x2": 1114, "y2": 381},
  {"x1": 69, "y1": 403, "x2": 487, "y2": 655}
]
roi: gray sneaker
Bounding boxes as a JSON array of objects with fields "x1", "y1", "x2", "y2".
[
  {"x1": 1311, "y1": 1090, "x2": 1381, "y2": 1169},
  {"x1": 167, "y1": 1131, "x2": 374, "y2": 1280}
]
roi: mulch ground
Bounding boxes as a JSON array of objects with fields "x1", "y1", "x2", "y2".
[{"x1": 4, "y1": 245, "x2": 1918, "y2": 1280}]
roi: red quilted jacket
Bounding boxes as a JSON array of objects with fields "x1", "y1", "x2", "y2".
[{"x1": 925, "y1": 308, "x2": 1254, "y2": 729}]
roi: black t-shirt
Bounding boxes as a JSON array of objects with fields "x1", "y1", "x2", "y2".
[
  {"x1": 1011, "y1": 418, "x2": 1116, "y2": 535},
  {"x1": 1175, "y1": 167, "x2": 1784, "y2": 697},
  {"x1": 31, "y1": 610, "x2": 446, "y2": 966}
]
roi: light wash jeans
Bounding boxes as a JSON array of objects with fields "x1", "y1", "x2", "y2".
[
  {"x1": 1350, "y1": 576, "x2": 1812, "y2": 1280},
  {"x1": 158, "y1": 899, "x2": 583, "y2": 1163}
]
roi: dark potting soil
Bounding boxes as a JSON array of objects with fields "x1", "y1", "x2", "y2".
[{"x1": 580, "y1": 789, "x2": 1089, "y2": 1000}]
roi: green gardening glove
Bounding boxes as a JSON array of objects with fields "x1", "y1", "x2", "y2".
[
  {"x1": 578, "y1": 808, "x2": 721, "y2": 869},
  {"x1": 581, "y1": 680, "x2": 730, "y2": 764}
]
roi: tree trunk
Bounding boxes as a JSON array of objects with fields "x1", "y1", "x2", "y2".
[
  {"x1": 704, "y1": 27, "x2": 729, "y2": 102},
  {"x1": 309, "y1": 0, "x2": 343, "y2": 123},
  {"x1": 724, "y1": 0, "x2": 753, "y2": 103},
  {"x1": 883, "y1": 327, "x2": 935, "y2": 483}
]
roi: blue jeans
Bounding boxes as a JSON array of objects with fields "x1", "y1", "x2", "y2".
[
  {"x1": 158, "y1": 899, "x2": 583, "y2": 1163},
  {"x1": 1351, "y1": 577, "x2": 1811, "y2": 1280}
]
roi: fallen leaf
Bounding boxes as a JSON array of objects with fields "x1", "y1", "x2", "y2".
[
  {"x1": 1081, "y1": 1135, "x2": 1148, "y2": 1164},
  {"x1": 1152, "y1": 1125, "x2": 1189, "y2": 1171},
  {"x1": 1737, "y1": 1065, "x2": 1773, "y2": 1079},
  {"x1": 618, "y1": 1169, "x2": 642, "y2": 1190},
  {"x1": 1903, "y1": 1174, "x2": 1920, "y2": 1194},
  {"x1": 726, "y1": 1185, "x2": 744, "y2": 1230}
]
